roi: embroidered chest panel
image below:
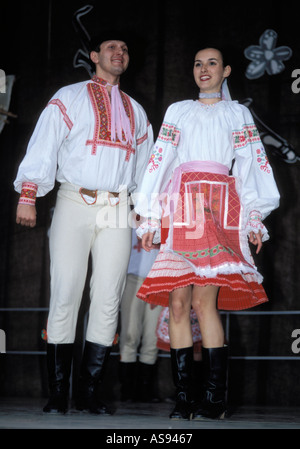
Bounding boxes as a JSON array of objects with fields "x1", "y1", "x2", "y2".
[{"x1": 86, "y1": 82, "x2": 135, "y2": 160}]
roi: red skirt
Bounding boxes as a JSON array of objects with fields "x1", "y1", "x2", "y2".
[{"x1": 137, "y1": 170, "x2": 268, "y2": 311}]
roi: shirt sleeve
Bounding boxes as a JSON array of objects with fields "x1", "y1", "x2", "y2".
[
  {"x1": 232, "y1": 104, "x2": 280, "y2": 240},
  {"x1": 133, "y1": 116, "x2": 154, "y2": 193},
  {"x1": 134, "y1": 103, "x2": 181, "y2": 221},
  {"x1": 14, "y1": 93, "x2": 73, "y2": 197}
]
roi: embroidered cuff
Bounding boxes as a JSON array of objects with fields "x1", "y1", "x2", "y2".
[
  {"x1": 246, "y1": 210, "x2": 269, "y2": 242},
  {"x1": 18, "y1": 182, "x2": 38, "y2": 206},
  {"x1": 136, "y1": 218, "x2": 161, "y2": 244}
]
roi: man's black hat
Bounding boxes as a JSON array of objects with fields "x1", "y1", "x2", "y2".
[{"x1": 89, "y1": 29, "x2": 134, "y2": 53}]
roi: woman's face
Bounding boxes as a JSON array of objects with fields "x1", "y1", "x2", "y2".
[{"x1": 193, "y1": 48, "x2": 231, "y2": 93}]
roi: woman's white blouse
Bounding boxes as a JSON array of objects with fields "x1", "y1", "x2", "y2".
[{"x1": 135, "y1": 99, "x2": 280, "y2": 240}]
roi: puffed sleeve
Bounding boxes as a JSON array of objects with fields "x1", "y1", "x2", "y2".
[
  {"x1": 231, "y1": 104, "x2": 280, "y2": 241},
  {"x1": 132, "y1": 107, "x2": 154, "y2": 195},
  {"x1": 134, "y1": 103, "x2": 181, "y2": 241},
  {"x1": 14, "y1": 91, "x2": 73, "y2": 198}
]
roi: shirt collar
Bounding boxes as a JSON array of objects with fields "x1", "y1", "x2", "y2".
[{"x1": 91, "y1": 75, "x2": 120, "y2": 88}]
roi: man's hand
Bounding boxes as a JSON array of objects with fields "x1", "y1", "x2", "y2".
[
  {"x1": 16, "y1": 204, "x2": 37, "y2": 228},
  {"x1": 249, "y1": 230, "x2": 263, "y2": 254}
]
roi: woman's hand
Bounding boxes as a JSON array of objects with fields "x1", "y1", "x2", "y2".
[
  {"x1": 141, "y1": 232, "x2": 156, "y2": 252},
  {"x1": 16, "y1": 204, "x2": 37, "y2": 228},
  {"x1": 249, "y1": 230, "x2": 263, "y2": 254}
]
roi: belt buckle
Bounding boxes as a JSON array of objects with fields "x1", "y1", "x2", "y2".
[{"x1": 79, "y1": 187, "x2": 97, "y2": 205}]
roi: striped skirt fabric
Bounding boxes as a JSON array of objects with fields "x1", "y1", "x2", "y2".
[{"x1": 137, "y1": 170, "x2": 268, "y2": 311}]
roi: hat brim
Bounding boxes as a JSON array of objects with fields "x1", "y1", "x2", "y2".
[{"x1": 89, "y1": 31, "x2": 133, "y2": 52}]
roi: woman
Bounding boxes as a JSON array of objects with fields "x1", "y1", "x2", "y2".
[{"x1": 134, "y1": 48, "x2": 280, "y2": 420}]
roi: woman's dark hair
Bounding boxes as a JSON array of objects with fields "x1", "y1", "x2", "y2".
[{"x1": 195, "y1": 45, "x2": 232, "y2": 68}]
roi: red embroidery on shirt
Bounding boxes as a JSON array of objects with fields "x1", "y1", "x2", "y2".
[
  {"x1": 48, "y1": 99, "x2": 73, "y2": 131},
  {"x1": 19, "y1": 182, "x2": 38, "y2": 206},
  {"x1": 233, "y1": 124, "x2": 261, "y2": 150},
  {"x1": 137, "y1": 131, "x2": 148, "y2": 146},
  {"x1": 86, "y1": 81, "x2": 135, "y2": 161}
]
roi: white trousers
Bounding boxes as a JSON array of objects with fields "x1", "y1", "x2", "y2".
[
  {"x1": 120, "y1": 274, "x2": 162, "y2": 365},
  {"x1": 47, "y1": 183, "x2": 132, "y2": 346}
]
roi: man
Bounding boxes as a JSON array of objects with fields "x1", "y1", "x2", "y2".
[{"x1": 14, "y1": 34, "x2": 154, "y2": 415}]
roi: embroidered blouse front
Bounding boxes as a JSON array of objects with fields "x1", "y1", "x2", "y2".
[{"x1": 135, "y1": 99, "x2": 280, "y2": 242}]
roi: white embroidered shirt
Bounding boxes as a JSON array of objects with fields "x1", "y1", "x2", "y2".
[{"x1": 14, "y1": 76, "x2": 154, "y2": 197}]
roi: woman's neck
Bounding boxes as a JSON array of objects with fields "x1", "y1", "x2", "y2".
[{"x1": 198, "y1": 91, "x2": 222, "y2": 105}]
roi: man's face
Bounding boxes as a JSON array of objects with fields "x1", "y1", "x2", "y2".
[{"x1": 91, "y1": 40, "x2": 129, "y2": 81}]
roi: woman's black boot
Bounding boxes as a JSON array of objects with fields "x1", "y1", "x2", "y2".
[
  {"x1": 43, "y1": 343, "x2": 73, "y2": 414},
  {"x1": 169, "y1": 346, "x2": 193, "y2": 420},
  {"x1": 76, "y1": 340, "x2": 112, "y2": 415},
  {"x1": 192, "y1": 346, "x2": 228, "y2": 420}
]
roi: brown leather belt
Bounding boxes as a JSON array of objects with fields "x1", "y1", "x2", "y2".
[{"x1": 79, "y1": 188, "x2": 119, "y2": 198}]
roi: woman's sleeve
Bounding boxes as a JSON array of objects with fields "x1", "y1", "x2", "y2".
[
  {"x1": 133, "y1": 110, "x2": 155, "y2": 194},
  {"x1": 134, "y1": 104, "x2": 181, "y2": 241},
  {"x1": 232, "y1": 105, "x2": 280, "y2": 241}
]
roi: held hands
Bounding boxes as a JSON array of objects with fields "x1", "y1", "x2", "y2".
[
  {"x1": 16, "y1": 204, "x2": 37, "y2": 228},
  {"x1": 141, "y1": 232, "x2": 156, "y2": 252},
  {"x1": 248, "y1": 230, "x2": 263, "y2": 254}
]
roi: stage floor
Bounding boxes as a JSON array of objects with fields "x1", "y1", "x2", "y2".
[{"x1": 0, "y1": 398, "x2": 300, "y2": 430}]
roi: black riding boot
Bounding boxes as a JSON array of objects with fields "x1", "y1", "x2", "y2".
[
  {"x1": 169, "y1": 346, "x2": 193, "y2": 420},
  {"x1": 43, "y1": 343, "x2": 73, "y2": 414},
  {"x1": 76, "y1": 340, "x2": 112, "y2": 415},
  {"x1": 192, "y1": 360, "x2": 204, "y2": 403},
  {"x1": 192, "y1": 346, "x2": 228, "y2": 420}
]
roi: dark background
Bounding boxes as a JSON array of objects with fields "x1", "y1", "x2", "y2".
[{"x1": 0, "y1": 0, "x2": 300, "y2": 407}]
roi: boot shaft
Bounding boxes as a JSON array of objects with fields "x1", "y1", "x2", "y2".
[
  {"x1": 170, "y1": 346, "x2": 194, "y2": 393},
  {"x1": 43, "y1": 343, "x2": 73, "y2": 413},
  {"x1": 202, "y1": 346, "x2": 228, "y2": 393},
  {"x1": 192, "y1": 346, "x2": 228, "y2": 420},
  {"x1": 169, "y1": 347, "x2": 194, "y2": 420},
  {"x1": 46, "y1": 343, "x2": 73, "y2": 391},
  {"x1": 79, "y1": 340, "x2": 111, "y2": 387},
  {"x1": 76, "y1": 341, "x2": 112, "y2": 414}
]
